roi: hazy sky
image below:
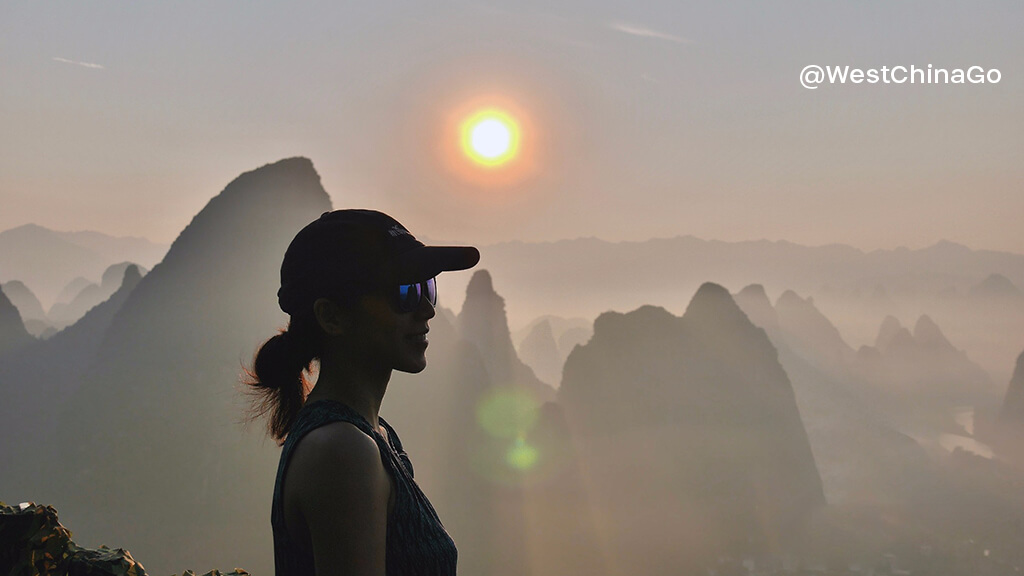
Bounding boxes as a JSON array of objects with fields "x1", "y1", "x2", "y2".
[{"x1": 2, "y1": 1, "x2": 1021, "y2": 252}]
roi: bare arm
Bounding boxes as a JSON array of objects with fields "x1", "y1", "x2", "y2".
[{"x1": 286, "y1": 422, "x2": 390, "y2": 576}]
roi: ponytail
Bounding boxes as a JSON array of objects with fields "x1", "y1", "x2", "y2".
[{"x1": 242, "y1": 313, "x2": 324, "y2": 444}]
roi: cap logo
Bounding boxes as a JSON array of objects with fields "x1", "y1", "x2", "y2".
[{"x1": 387, "y1": 224, "x2": 411, "y2": 237}]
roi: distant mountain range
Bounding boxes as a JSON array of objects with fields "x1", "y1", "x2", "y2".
[
  {"x1": 6, "y1": 219, "x2": 1022, "y2": 332},
  {"x1": 460, "y1": 239, "x2": 1024, "y2": 388},
  {"x1": 0, "y1": 224, "x2": 167, "y2": 308},
  {"x1": 734, "y1": 284, "x2": 968, "y2": 508},
  {"x1": 2, "y1": 262, "x2": 150, "y2": 336},
  {"x1": 462, "y1": 237, "x2": 1024, "y2": 331}
]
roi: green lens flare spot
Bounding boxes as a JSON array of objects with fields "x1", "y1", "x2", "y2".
[
  {"x1": 475, "y1": 387, "x2": 541, "y2": 439},
  {"x1": 506, "y1": 437, "x2": 539, "y2": 471}
]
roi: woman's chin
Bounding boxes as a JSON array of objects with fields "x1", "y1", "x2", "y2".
[{"x1": 396, "y1": 355, "x2": 428, "y2": 374}]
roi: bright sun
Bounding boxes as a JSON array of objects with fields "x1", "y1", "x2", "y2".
[{"x1": 461, "y1": 109, "x2": 520, "y2": 167}]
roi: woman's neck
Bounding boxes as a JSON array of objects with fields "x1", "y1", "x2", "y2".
[{"x1": 307, "y1": 356, "x2": 391, "y2": 430}]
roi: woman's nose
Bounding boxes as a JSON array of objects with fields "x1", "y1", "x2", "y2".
[{"x1": 416, "y1": 294, "x2": 436, "y2": 320}]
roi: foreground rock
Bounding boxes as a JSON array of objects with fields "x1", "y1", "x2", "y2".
[{"x1": 0, "y1": 501, "x2": 248, "y2": 576}]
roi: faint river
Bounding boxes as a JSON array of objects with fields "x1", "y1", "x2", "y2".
[{"x1": 938, "y1": 406, "x2": 994, "y2": 459}]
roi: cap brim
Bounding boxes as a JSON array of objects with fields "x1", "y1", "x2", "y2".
[{"x1": 389, "y1": 246, "x2": 481, "y2": 284}]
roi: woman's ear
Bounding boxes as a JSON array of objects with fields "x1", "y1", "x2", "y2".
[{"x1": 313, "y1": 297, "x2": 349, "y2": 336}]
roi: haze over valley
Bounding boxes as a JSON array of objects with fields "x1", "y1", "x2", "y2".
[{"x1": 3, "y1": 159, "x2": 1024, "y2": 574}]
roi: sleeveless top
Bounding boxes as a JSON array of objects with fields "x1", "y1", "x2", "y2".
[{"x1": 271, "y1": 399, "x2": 458, "y2": 575}]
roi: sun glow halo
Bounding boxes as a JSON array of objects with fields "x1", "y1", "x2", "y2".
[{"x1": 461, "y1": 109, "x2": 520, "y2": 167}]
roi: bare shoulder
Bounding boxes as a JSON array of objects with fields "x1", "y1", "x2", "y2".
[
  {"x1": 285, "y1": 421, "x2": 390, "y2": 576},
  {"x1": 286, "y1": 421, "x2": 387, "y2": 499},
  {"x1": 291, "y1": 422, "x2": 380, "y2": 466}
]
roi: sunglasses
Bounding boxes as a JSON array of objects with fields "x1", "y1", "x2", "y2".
[{"x1": 392, "y1": 277, "x2": 437, "y2": 313}]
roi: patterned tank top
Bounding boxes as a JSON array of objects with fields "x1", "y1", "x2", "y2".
[{"x1": 271, "y1": 399, "x2": 458, "y2": 575}]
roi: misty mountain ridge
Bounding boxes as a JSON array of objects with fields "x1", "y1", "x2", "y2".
[
  {"x1": 854, "y1": 314, "x2": 994, "y2": 406},
  {"x1": 8, "y1": 213, "x2": 1020, "y2": 381},
  {"x1": 458, "y1": 269, "x2": 555, "y2": 403},
  {"x1": 512, "y1": 314, "x2": 593, "y2": 349},
  {"x1": 992, "y1": 351, "x2": 1024, "y2": 466},
  {"x1": 559, "y1": 282, "x2": 824, "y2": 566},
  {"x1": 476, "y1": 236, "x2": 1024, "y2": 320},
  {"x1": 970, "y1": 273, "x2": 1023, "y2": 300},
  {"x1": 487, "y1": 235, "x2": 1022, "y2": 268},
  {"x1": 3, "y1": 262, "x2": 149, "y2": 336},
  {"x1": 999, "y1": 351, "x2": 1024, "y2": 426},
  {"x1": 50, "y1": 228, "x2": 168, "y2": 263},
  {"x1": 56, "y1": 276, "x2": 93, "y2": 304},
  {"x1": 0, "y1": 286, "x2": 34, "y2": 356},
  {"x1": 11, "y1": 223, "x2": 1021, "y2": 326},
  {"x1": 775, "y1": 290, "x2": 857, "y2": 368},
  {"x1": 43, "y1": 262, "x2": 148, "y2": 329},
  {"x1": 465, "y1": 233, "x2": 1024, "y2": 387},
  {"x1": 0, "y1": 223, "x2": 168, "y2": 308},
  {"x1": 735, "y1": 283, "x2": 995, "y2": 417},
  {"x1": 874, "y1": 314, "x2": 904, "y2": 349},
  {"x1": 516, "y1": 319, "x2": 561, "y2": 386},
  {"x1": 734, "y1": 284, "x2": 945, "y2": 506},
  {"x1": 0, "y1": 265, "x2": 142, "y2": 469},
  {"x1": 731, "y1": 281, "x2": 1024, "y2": 569},
  {"x1": 733, "y1": 280, "x2": 1006, "y2": 535},
  {"x1": 1, "y1": 280, "x2": 46, "y2": 321},
  {"x1": 30, "y1": 157, "x2": 333, "y2": 575},
  {"x1": 512, "y1": 314, "x2": 593, "y2": 388},
  {"x1": 733, "y1": 284, "x2": 782, "y2": 337},
  {"x1": 0, "y1": 223, "x2": 168, "y2": 261}
]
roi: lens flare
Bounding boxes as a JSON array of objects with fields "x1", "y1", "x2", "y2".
[
  {"x1": 461, "y1": 109, "x2": 520, "y2": 168},
  {"x1": 506, "y1": 436, "x2": 539, "y2": 471},
  {"x1": 475, "y1": 387, "x2": 541, "y2": 439},
  {"x1": 471, "y1": 387, "x2": 548, "y2": 480}
]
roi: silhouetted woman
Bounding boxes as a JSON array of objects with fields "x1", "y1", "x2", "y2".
[{"x1": 245, "y1": 209, "x2": 479, "y2": 576}]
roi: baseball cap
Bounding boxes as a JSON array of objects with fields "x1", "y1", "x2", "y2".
[{"x1": 277, "y1": 209, "x2": 480, "y2": 315}]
